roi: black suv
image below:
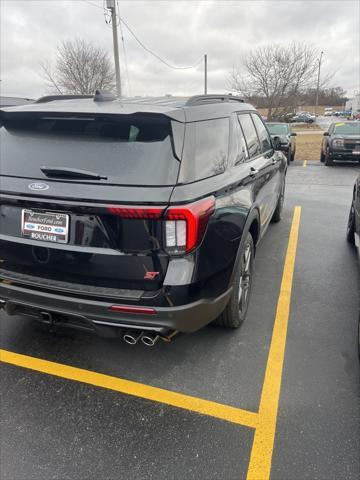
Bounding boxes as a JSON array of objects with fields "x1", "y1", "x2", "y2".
[
  {"x1": 0, "y1": 92, "x2": 287, "y2": 345},
  {"x1": 321, "y1": 121, "x2": 360, "y2": 166}
]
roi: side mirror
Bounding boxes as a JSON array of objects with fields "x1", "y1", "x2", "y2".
[
  {"x1": 290, "y1": 132, "x2": 297, "y2": 137},
  {"x1": 272, "y1": 136, "x2": 282, "y2": 150},
  {"x1": 323, "y1": 132, "x2": 330, "y2": 136}
]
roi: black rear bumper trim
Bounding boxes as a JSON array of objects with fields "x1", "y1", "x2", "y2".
[
  {"x1": 0, "y1": 268, "x2": 145, "y2": 301},
  {"x1": 0, "y1": 281, "x2": 232, "y2": 334}
]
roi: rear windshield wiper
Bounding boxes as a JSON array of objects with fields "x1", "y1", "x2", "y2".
[{"x1": 41, "y1": 166, "x2": 107, "y2": 180}]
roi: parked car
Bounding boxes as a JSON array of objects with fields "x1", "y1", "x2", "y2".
[
  {"x1": 321, "y1": 122, "x2": 360, "y2": 166},
  {"x1": 346, "y1": 174, "x2": 360, "y2": 359},
  {"x1": 0, "y1": 92, "x2": 287, "y2": 345},
  {"x1": 324, "y1": 108, "x2": 333, "y2": 117},
  {"x1": 269, "y1": 112, "x2": 296, "y2": 123},
  {"x1": 266, "y1": 122, "x2": 297, "y2": 164},
  {"x1": 291, "y1": 113, "x2": 314, "y2": 123},
  {"x1": 299, "y1": 111, "x2": 316, "y2": 120}
]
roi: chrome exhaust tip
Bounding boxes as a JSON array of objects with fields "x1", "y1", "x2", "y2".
[
  {"x1": 141, "y1": 333, "x2": 160, "y2": 347},
  {"x1": 123, "y1": 331, "x2": 142, "y2": 345}
]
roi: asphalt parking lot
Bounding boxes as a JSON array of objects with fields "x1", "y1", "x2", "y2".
[{"x1": 1, "y1": 160, "x2": 359, "y2": 480}]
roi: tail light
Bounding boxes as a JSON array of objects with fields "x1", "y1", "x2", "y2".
[
  {"x1": 107, "y1": 206, "x2": 163, "y2": 219},
  {"x1": 106, "y1": 196, "x2": 215, "y2": 255},
  {"x1": 164, "y1": 197, "x2": 215, "y2": 254}
]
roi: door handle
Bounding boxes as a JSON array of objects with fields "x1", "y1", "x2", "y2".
[{"x1": 250, "y1": 167, "x2": 259, "y2": 176}]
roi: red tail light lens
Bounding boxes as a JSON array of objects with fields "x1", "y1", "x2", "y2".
[
  {"x1": 107, "y1": 206, "x2": 164, "y2": 219},
  {"x1": 106, "y1": 196, "x2": 215, "y2": 255},
  {"x1": 109, "y1": 305, "x2": 157, "y2": 315},
  {"x1": 164, "y1": 196, "x2": 215, "y2": 254}
]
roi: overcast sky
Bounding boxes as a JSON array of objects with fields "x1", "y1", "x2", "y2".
[{"x1": 1, "y1": 0, "x2": 359, "y2": 99}]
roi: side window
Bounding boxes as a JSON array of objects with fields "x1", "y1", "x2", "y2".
[
  {"x1": 229, "y1": 115, "x2": 248, "y2": 166},
  {"x1": 238, "y1": 114, "x2": 261, "y2": 158},
  {"x1": 181, "y1": 118, "x2": 229, "y2": 182},
  {"x1": 251, "y1": 114, "x2": 272, "y2": 153}
]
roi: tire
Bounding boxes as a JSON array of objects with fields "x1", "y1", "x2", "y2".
[
  {"x1": 287, "y1": 149, "x2": 291, "y2": 165},
  {"x1": 346, "y1": 202, "x2": 356, "y2": 244},
  {"x1": 271, "y1": 181, "x2": 285, "y2": 223},
  {"x1": 325, "y1": 149, "x2": 334, "y2": 166},
  {"x1": 358, "y1": 314, "x2": 360, "y2": 362},
  {"x1": 214, "y1": 232, "x2": 254, "y2": 328}
]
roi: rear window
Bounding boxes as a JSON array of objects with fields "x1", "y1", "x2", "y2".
[
  {"x1": 0, "y1": 113, "x2": 182, "y2": 186},
  {"x1": 179, "y1": 118, "x2": 229, "y2": 182},
  {"x1": 266, "y1": 123, "x2": 289, "y2": 135},
  {"x1": 333, "y1": 122, "x2": 360, "y2": 135}
]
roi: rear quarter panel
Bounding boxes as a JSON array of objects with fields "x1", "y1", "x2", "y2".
[{"x1": 169, "y1": 167, "x2": 258, "y2": 298}]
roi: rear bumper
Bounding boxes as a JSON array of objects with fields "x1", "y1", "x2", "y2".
[{"x1": 0, "y1": 281, "x2": 232, "y2": 336}]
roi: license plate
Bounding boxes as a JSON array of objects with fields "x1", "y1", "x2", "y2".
[
  {"x1": 21, "y1": 210, "x2": 69, "y2": 244},
  {"x1": 352, "y1": 150, "x2": 360, "y2": 155}
]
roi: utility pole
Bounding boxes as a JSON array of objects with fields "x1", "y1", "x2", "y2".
[
  {"x1": 204, "y1": 54, "x2": 207, "y2": 94},
  {"x1": 315, "y1": 51, "x2": 323, "y2": 117},
  {"x1": 106, "y1": 0, "x2": 121, "y2": 97}
]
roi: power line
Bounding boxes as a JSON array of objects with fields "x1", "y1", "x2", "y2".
[
  {"x1": 84, "y1": 0, "x2": 103, "y2": 10},
  {"x1": 118, "y1": 3, "x2": 132, "y2": 96},
  {"x1": 84, "y1": 0, "x2": 204, "y2": 71},
  {"x1": 119, "y1": 16, "x2": 204, "y2": 70}
]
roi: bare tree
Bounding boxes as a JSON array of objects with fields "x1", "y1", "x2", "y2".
[
  {"x1": 40, "y1": 38, "x2": 116, "y2": 95},
  {"x1": 229, "y1": 43, "x2": 321, "y2": 119}
]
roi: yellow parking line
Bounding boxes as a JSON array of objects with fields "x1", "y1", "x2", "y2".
[
  {"x1": 246, "y1": 206, "x2": 301, "y2": 480},
  {"x1": 303, "y1": 160, "x2": 307, "y2": 167},
  {"x1": 0, "y1": 348, "x2": 258, "y2": 428}
]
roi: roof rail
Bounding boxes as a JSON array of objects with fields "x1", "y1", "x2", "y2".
[
  {"x1": 185, "y1": 94, "x2": 244, "y2": 106},
  {"x1": 35, "y1": 94, "x2": 93, "y2": 104}
]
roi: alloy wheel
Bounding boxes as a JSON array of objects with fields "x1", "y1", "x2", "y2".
[{"x1": 238, "y1": 243, "x2": 252, "y2": 315}]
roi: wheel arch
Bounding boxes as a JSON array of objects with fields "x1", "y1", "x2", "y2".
[
  {"x1": 248, "y1": 214, "x2": 260, "y2": 248},
  {"x1": 228, "y1": 207, "x2": 260, "y2": 285}
]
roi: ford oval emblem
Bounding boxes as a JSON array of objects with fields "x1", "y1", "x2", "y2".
[{"x1": 28, "y1": 182, "x2": 49, "y2": 191}]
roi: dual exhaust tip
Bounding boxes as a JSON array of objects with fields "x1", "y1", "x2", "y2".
[{"x1": 123, "y1": 331, "x2": 160, "y2": 347}]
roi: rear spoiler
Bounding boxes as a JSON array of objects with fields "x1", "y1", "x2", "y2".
[{"x1": 0, "y1": 110, "x2": 185, "y2": 161}]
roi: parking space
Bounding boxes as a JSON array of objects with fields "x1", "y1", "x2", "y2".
[{"x1": 1, "y1": 161, "x2": 359, "y2": 480}]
